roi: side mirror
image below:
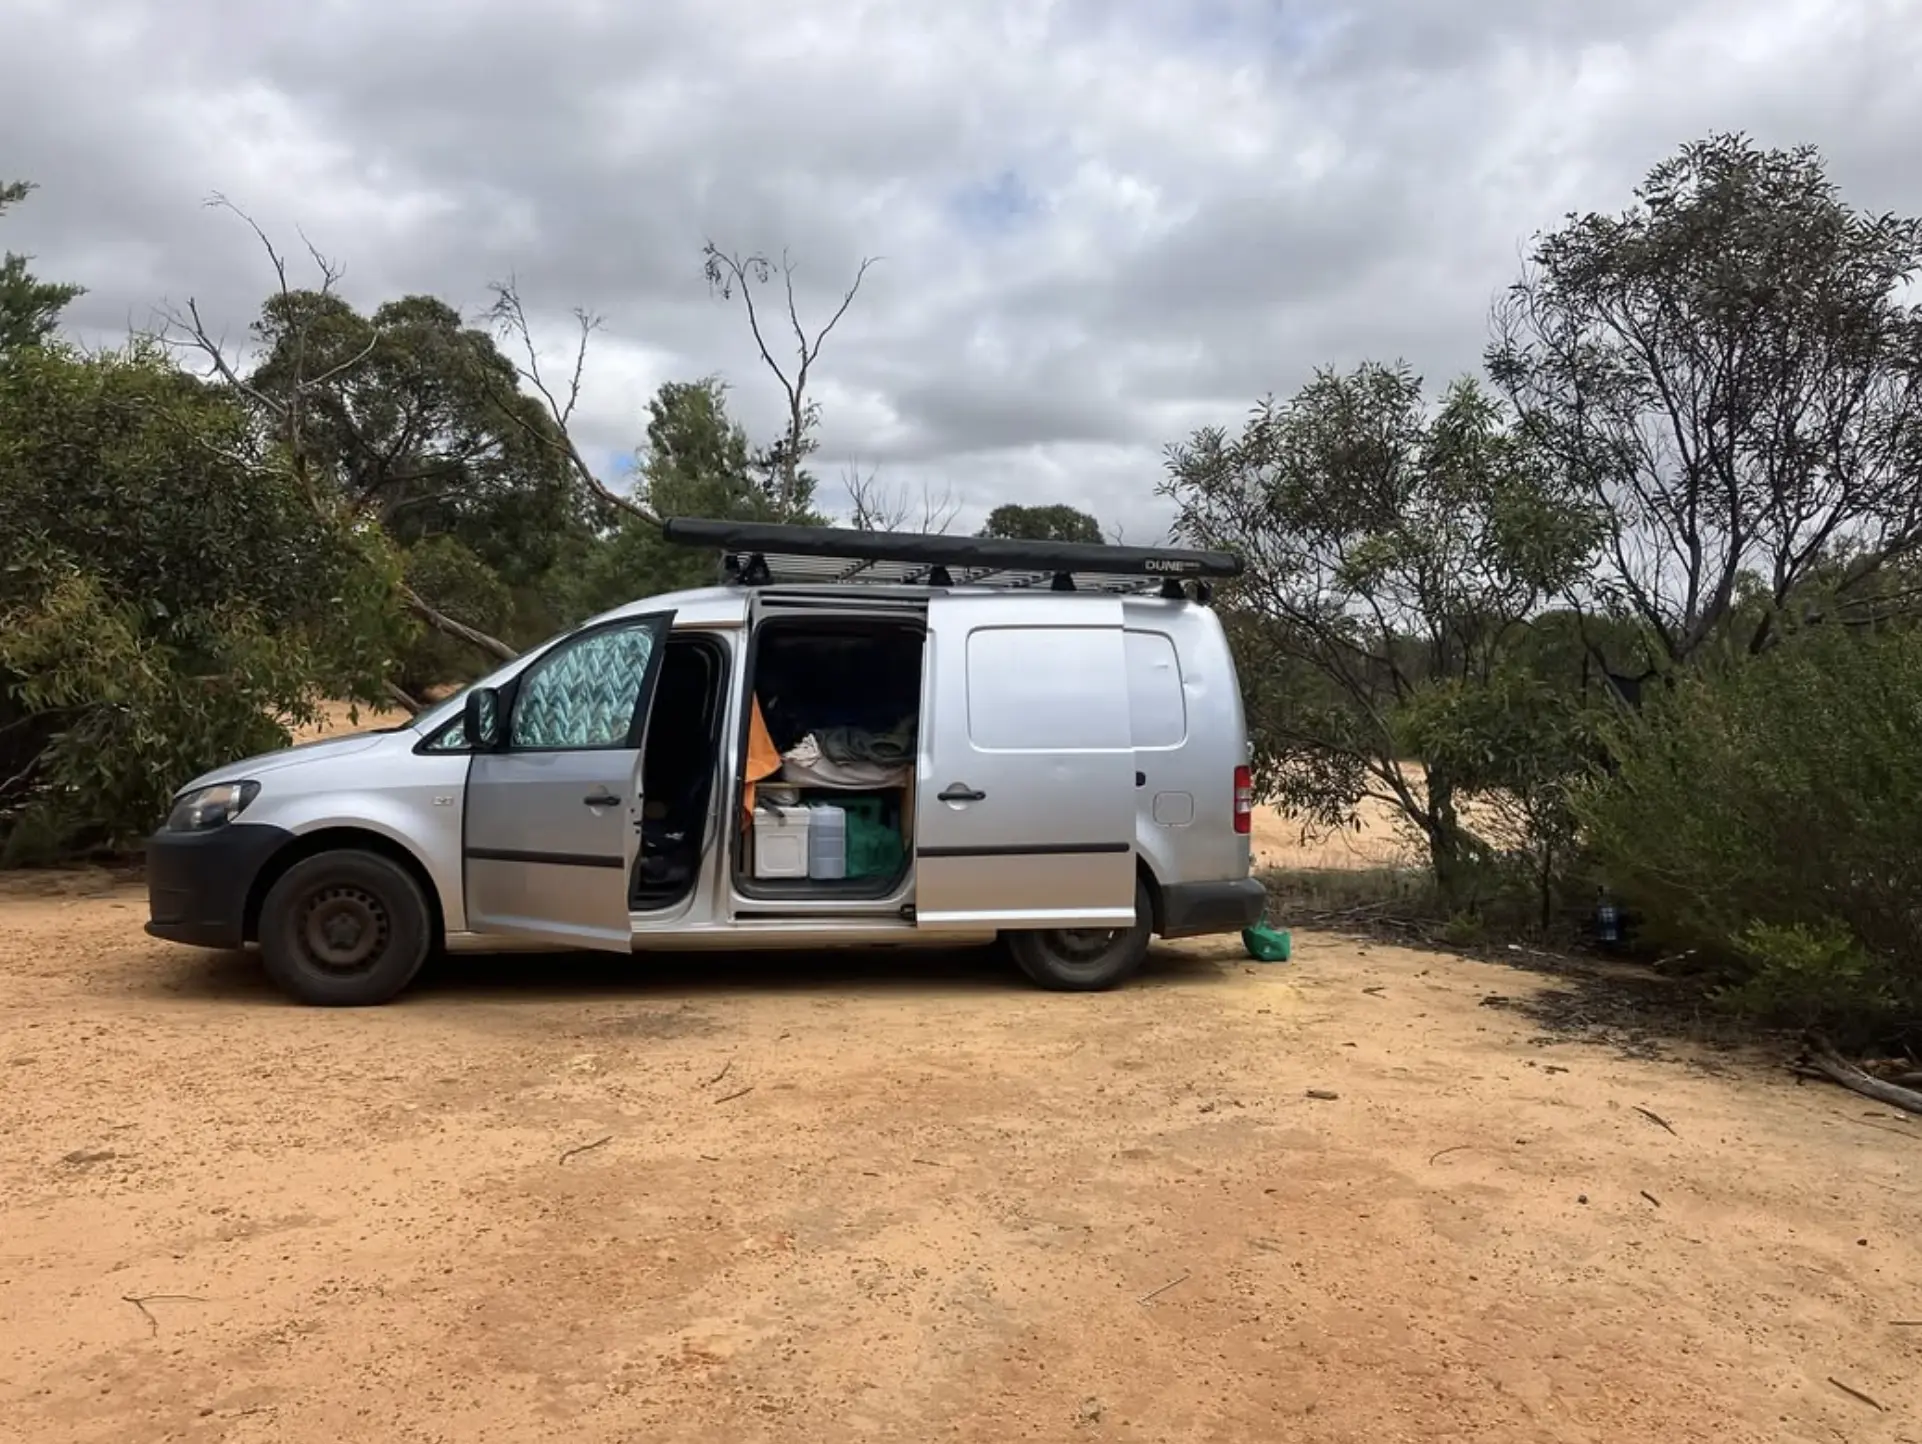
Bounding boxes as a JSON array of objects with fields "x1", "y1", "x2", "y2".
[{"x1": 463, "y1": 686, "x2": 503, "y2": 752}]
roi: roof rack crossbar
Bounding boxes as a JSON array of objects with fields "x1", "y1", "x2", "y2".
[{"x1": 661, "y1": 517, "x2": 1242, "y2": 582}]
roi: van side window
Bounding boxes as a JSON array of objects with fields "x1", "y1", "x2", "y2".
[
  {"x1": 1124, "y1": 630, "x2": 1187, "y2": 748},
  {"x1": 511, "y1": 622, "x2": 660, "y2": 750},
  {"x1": 965, "y1": 626, "x2": 1131, "y2": 752}
]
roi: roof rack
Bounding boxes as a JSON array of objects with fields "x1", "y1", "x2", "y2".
[{"x1": 660, "y1": 517, "x2": 1241, "y2": 600}]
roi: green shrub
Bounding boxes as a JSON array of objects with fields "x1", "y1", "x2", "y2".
[{"x1": 1575, "y1": 623, "x2": 1922, "y2": 1037}]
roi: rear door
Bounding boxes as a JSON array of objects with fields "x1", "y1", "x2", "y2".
[
  {"x1": 915, "y1": 594, "x2": 1136, "y2": 929},
  {"x1": 463, "y1": 611, "x2": 674, "y2": 948}
]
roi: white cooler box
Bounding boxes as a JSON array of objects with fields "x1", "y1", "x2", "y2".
[{"x1": 751, "y1": 804, "x2": 813, "y2": 879}]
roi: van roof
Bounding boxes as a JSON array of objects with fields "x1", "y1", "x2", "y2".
[{"x1": 660, "y1": 516, "x2": 1242, "y2": 600}]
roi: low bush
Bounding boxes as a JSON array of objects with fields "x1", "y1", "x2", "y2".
[{"x1": 1576, "y1": 623, "x2": 1922, "y2": 1042}]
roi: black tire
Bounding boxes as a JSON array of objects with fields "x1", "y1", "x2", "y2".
[
  {"x1": 1006, "y1": 877, "x2": 1154, "y2": 992},
  {"x1": 258, "y1": 849, "x2": 434, "y2": 1006}
]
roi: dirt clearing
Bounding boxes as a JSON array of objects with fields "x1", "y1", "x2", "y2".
[{"x1": 1, "y1": 872, "x2": 1917, "y2": 1443}]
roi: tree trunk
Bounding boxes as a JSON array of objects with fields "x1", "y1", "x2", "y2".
[{"x1": 1425, "y1": 769, "x2": 1475, "y2": 910}]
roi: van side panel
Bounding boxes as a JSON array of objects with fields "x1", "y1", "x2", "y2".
[
  {"x1": 1123, "y1": 598, "x2": 1253, "y2": 891},
  {"x1": 915, "y1": 594, "x2": 1138, "y2": 929}
]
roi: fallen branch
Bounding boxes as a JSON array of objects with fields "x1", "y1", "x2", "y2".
[
  {"x1": 1849, "y1": 1116, "x2": 1922, "y2": 1143},
  {"x1": 1138, "y1": 1271, "x2": 1190, "y2": 1305},
  {"x1": 1640, "y1": 1190, "x2": 1662, "y2": 1208},
  {"x1": 404, "y1": 586, "x2": 517, "y2": 664},
  {"x1": 714, "y1": 1085, "x2": 755, "y2": 1105},
  {"x1": 559, "y1": 1134, "x2": 612, "y2": 1164},
  {"x1": 1428, "y1": 1144, "x2": 1473, "y2": 1165},
  {"x1": 1632, "y1": 1106, "x2": 1678, "y2": 1136},
  {"x1": 1795, "y1": 1037, "x2": 1922, "y2": 1118},
  {"x1": 704, "y1": 1057, "x2": 734, "y2": 1088},
  {"x1": 122, "y1": 1293, "x2": 205, "y2": 1336},
  {"x1": 1826, "y1": 1376, "x2": 1887, "y2": 1412},
  {"x1": 383, "y1": 681, "x2": 422, "y2": 716}
]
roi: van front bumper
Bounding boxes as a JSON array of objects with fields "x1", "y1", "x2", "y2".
[
  {"x1": 1157, "y1": 876, "x2": 1269, "y2": 939},
  {"x1": 145, "y1": 822, "x2": 293, "y2": 949}
]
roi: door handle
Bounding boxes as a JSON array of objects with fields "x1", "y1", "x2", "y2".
[
  {"x1": 936, "y1": 785, "x2": 986, "y2": 803},
  {"x1": 582, "y1": 790, "x2": 621, "y2": 807}
]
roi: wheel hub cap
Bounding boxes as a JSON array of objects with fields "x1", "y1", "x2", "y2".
[{"x1": 300, "y1": 886, "x2": 389, "y2": 973}]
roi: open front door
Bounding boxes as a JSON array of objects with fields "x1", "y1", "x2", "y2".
[
  {"x1": 463, "y1": 611, "x2": 674, "y2": 948},
  {"x1": 915, "y1": 594, "x2": 1137, "y2": 929}
]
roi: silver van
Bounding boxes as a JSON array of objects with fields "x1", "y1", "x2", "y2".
[{"x1": 144, "y1": 520, "x2": 1266, "y2": 1005}]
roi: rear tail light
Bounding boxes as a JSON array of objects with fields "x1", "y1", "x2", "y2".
[{"x1": 1233, "y1": 765, "x2": 1252, "y2": 834}]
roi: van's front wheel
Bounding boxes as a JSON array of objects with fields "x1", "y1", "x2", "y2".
[
  {"x1": 258, "y1": 849, "x2": 433, "y2": 1006},
  {"x1": 1007, "y1": 878, "x2": 1153, "y2": 991}
]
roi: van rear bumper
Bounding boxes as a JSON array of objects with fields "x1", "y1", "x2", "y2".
[
  {"x1": 1156, "y1": 876, "x2": 1268, "y2": 939},
  {"x1": 145, "y1": 823, "x2": 293, "y2": 949}
]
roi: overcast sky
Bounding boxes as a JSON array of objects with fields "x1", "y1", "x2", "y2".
[{"x1": 4, "y1": 0, "x2": 1918, "y2": 539}]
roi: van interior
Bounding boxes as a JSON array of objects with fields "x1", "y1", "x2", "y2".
[
  {"x1": 630, "y1": 633, "x2": 727, "y2": 911},
  {"x1": 733, "y1": 617, "x2": 926, "y2": 906}
]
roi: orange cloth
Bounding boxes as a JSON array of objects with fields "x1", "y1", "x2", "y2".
[{"x1": 742, "y1": 694, "x2": 783, "y2": 821}]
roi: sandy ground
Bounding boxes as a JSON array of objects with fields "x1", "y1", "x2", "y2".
[{"x1": 2, "y1": 865, "x2": 1918, "y2": 1443}]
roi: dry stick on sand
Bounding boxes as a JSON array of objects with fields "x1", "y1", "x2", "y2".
[
  {"x1": 1138, "y1": 1272, "x2": 1190, "y2": 1305},
  {"x1": 122, "y1": 1293, "x2": 205, "y2": 1336},
  {"x1": 1827, "y1": 1377, "x2": 1888, "y2": 1412},
  {"x1": 704, "y1": 1057, "x2": 734, "y2": 1088},
  {"x1": 714, "y1": 1086, "x2": 755, "y2": 1105},
  {"x1": 1792, "y1": 1037, "x2": 1922, "y2": 1118},
  {"x1": 559, "y1": 1135, "x2": 613, "y2": 1164},
  {"x1": 1428, "y1": 1144, "x2": 1474, "y2": 1165},
  {"x1": 1633, "y1": 1106, "x2": 1678, "y2": 1136}
]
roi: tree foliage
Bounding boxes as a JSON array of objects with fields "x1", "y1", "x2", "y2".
[
  {"x1": 1162, "y1": 362, "x2": 1597, "y2": 899},
  {"x1": 1489, "y1": 131, "x2": 1922, "y2": 667},
  {"x1": 571, "y1": 376, "x2": 818, "y2": 613},
  {"x1": 0, "y1": 343, "x2": 406, "y2": 861},
  {"x1": 0, "y1": 180, "x2": 83, "y2": 358},
  {"x1": 246, "y1": 290, "x2": 588, "y2": 583},
  {"x1": 977, "y1": 503, "x2": 1105, "y2": 545}
]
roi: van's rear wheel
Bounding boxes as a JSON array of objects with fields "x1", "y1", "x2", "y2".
[
  {"x1": 1007, "y1": 878, "x2": 1153, "y2": 991},
  {"x1": 258, "y1": 849, "x2": 432, "y2": 1006}
]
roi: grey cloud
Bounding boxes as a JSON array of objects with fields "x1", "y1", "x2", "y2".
[{"x1": 3, "y1": 0, "x2": 1919, "y2": 539}]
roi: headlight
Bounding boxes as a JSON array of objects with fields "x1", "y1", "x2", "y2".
[{"x1": 165, "y1": 781, "x2": 260, "y2": 832}]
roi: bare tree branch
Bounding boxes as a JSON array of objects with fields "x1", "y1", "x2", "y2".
[
  {"x1": 703, "y1": 242, "x2": 879, "y2": 515},
  {"x1": 154, "y1": 194, "x2": 381, "y2": 515},
  {"x1": 483, "y1": 277, "x2": 660, "y2": 530},
  {"x1": 155, "y1": 198, "x2": 528, "y2": 667},
  {"x1": 842, "y1": 464, "x2": 960, "y2": 533}
]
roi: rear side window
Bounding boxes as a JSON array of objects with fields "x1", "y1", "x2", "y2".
[
  {"x1": 966, "y1": 626, "x2": 1131, "y2": 751},
  {"x1": 1124, "y1": 630, "x2": 1187, "y2": 748}
]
